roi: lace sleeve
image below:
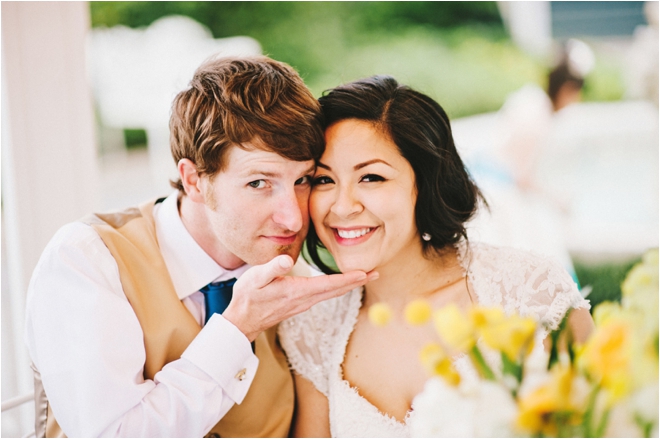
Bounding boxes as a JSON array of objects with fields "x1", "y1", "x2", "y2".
[
  {"x1": 524, "y1": 257, "x2": 591, "y2": 332},
  {"x1": 501, "y1": 250, "x2": 590, "y2": 332},
  {"x1": 468, "y1": 244, "x2": 590, "y2": 334}
]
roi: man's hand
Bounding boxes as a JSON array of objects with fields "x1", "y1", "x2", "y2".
[{"x1": 222, "y1": 255, "x2": 378, "y2": 342}]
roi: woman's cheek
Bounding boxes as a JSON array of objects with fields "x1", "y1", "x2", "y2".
[{"x1": 309, "y1": 189, "x2": 328, "y2": 225}]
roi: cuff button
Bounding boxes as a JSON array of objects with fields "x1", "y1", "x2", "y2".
[{"x1": 235, "y1": 368, "x2": 247, "y2": 381}]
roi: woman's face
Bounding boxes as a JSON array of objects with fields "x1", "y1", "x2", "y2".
[{"x1": 310, "y1": 119, "x2": 420, "y2": 273}]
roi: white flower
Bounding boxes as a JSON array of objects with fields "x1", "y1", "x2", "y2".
[
  {"x1": 605, "y1": 384, "x2": 659, "y2": 438},
  {"x1": 517, "y1": 340, "x2": 550, "y2": 399},
  {"x1": 410, "y1": 377, "x2": 519, "y2": 437}
]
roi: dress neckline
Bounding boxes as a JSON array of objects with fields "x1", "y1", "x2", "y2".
[
  {"x1": 336, "y1": 288, "x2": 413, "y2": 427},
  {"x1": 332, "y1": 241, "x2": 472, "y2": 428}
]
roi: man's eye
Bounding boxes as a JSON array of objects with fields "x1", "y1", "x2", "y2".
[
  {"x1": 295, "y1": 175, "x2": 312, "y2": 185},
  {"x1": 313, "y1": 176, "x2": 334, "y2": 185},
  {"x1": 361, "y1": 174, "x2": 385, "y2": 183},
  {"x1": 248, "y1": 180, "x2": 267, "y2": 189}
]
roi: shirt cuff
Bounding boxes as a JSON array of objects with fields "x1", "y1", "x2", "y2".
[{"x1": 181, "y1": 314, "x2": 259, "y2": 404}]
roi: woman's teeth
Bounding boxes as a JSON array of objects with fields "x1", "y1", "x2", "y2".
[{"x1": 337, "y1": 228, "x2": 372, "y2": 239}]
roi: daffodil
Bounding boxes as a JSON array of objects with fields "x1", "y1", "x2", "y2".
[
  {"x1": 433, "y1": 304, "x2": 474, "y2": 352},
  {"x1": 404, "y1": 299, "x2": 432, "y2": 325},
  {"x1": 476, "y1": 310, "x2": 536, "y2": 362},
  {"x1": 578, "y1": 320, "x2": 632, "y2": 403},
  {"x1": 622, "y1": 248, "x2": 658, "y2": 295},
  {"x1": 419, "y1": 342, "x2": 461, "y2": 386},
  {"x1": 470, "y1": 306, "x2": 505, "y2": 329},
  {"x1": 368, "y1": 302, "x2": 392, "y2": 327},
  {"x1": 592, "y1": 301, "x2": 624, "y2": 327},
  {"x1": 517, "y1": 365, "x2": 582, "y2": 436}
]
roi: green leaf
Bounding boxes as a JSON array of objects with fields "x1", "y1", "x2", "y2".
[
  {"x1": 501, "y1": 352, "x2": 522, "y2": 382},
  {"x1": 469, "y1": 345, "x2": 496, "y2": 381}
]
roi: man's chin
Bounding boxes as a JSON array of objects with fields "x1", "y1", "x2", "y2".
[{"x1": 247, "y1": 242, "x2": 303, "y2": 266}]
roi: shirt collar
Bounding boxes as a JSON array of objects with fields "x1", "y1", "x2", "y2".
[{"x1": 153, "y1": 191, "x2": 251, "y2": 300}]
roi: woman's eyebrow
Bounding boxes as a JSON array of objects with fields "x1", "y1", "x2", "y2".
[
  {"x1": 317, "y1": 158, "x2": 393, "y2": 172},
  {"x1": 354, "y1": 159, "x2": 392, "y2": 170}
]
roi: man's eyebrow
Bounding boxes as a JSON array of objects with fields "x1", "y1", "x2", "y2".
[
  {"x1": 241, "y1": 164, "x2": 316, "y2": 179},
  {"x1": 302, "y1": 164, "x2": 316, "y2": 176},
  {"x1": 241, "y1": 170, "x2": 282, "y2": 178}
]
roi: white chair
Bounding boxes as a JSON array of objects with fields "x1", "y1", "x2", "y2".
[{"x1": 2, "y1": 392, "x2": 35, "y2": 438}]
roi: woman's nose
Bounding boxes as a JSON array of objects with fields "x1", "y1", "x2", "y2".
[{"x1": 330, "y1": 185, "x2": 363, "y2": 219}]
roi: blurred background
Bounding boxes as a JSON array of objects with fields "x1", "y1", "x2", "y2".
[{"x1": 2, "y1": 2, "x2": 658, "y2": 436}]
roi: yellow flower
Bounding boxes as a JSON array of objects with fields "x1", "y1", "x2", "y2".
[
  {"x1": 578, "y1": 320, "x2": 632, "y2": 403},
  {"x1": 368, "y1": 302, "x2": 392, "y2": 327},
  {"x1": 620, "y1": 249, "x2": 659, "y2": 338},
  {"x1": 592, "y1": 301, "x2": 624, "y2": 327},
  {"x1": 419, "y1": 342, "x2": 461, "y2": 386},
  {"x1": 622, "y1": 263, "x2": 657, "y2": 298},
  {"x1": 643, "y1": 247, "x2": 659, "y2": 268},
  {"x1": 469, "y1": 307, "x2": 536, "y2": 361},
  {"x1": 470, "y1": 306, "x2": 505, "y2": 329},
  {"x1": 621, "y1": 248, "x2": 659, "y2": 303},
  {"x1": 479, "y1": 313, "x2": 537, "y2": 361},
  {"x1": 404, "y1": 300, "x2": 432, "y2": 325},
  {"x1": 433, "y1": 304, "x2": 475, "y2": 352},
  {"x1": 517, "y1": 365, "x2": 581, "y2": 436}
]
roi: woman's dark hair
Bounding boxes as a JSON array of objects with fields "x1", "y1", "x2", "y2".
[
  {"x1": 547, "y1": 61, "x2": 584, "y2": 106},
  {"x1": 307, "y1": 75, "x2": 485, "y2": 274}
]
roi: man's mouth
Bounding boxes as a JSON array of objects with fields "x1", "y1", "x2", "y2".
[{"x1": 263, "y1": 234, "x2": 298, "y2": 245}]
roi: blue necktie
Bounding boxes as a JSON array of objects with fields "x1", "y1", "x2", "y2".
[{"x1": 200, "y1": 278, "x2": 236, "y2": 325}]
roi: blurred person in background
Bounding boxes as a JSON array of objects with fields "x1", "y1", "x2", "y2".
[
  {"x1": 24, "y1": 56, "x2": 374, "y2": 438},
  {"x1": 467, "y1": 40, "x2": 595, "y2": 285}
]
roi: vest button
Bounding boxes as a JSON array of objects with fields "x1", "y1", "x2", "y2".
[{"x1": 235, "y1": 368, "x2": 247, "y2": 381}]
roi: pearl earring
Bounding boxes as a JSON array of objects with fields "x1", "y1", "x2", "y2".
[{"x1": 422, "y1": 233, "x2": 431, "y2": 241}]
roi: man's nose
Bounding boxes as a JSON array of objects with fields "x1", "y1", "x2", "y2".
[
  {"x1": 330, "y1": 184, "x2": 362, "y2": 219},
  {"x1": 272, "y1": 189, "x2": 304, "y2": 232}
]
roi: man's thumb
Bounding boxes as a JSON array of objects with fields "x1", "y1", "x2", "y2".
[{"x1": 247, "y1": 254, "x2": 294, "y2": 288}]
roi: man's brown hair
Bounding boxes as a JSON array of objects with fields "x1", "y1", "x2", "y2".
[{"x1": 170, "y1": 55, "x2": 324, "y2": 191}]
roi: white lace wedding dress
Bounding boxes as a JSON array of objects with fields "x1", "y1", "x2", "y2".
[{"x1": 278, "y1": 242, "x2": 590, "y2": 437}]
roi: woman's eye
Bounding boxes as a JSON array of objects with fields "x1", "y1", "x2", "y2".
[
  {"x1": 313, "y1": 175, "x2": 334, "y2": 186},
  {"x1": 248, "y1": 180, "x2": 267, "y2": 189},
  {"x1": 360, "y1": 174, "x2": 385, "y2": 183}
]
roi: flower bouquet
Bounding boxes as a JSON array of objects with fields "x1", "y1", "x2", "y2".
[{"x1": 375, "y1": 249, "x2": 659, "y2": 437}]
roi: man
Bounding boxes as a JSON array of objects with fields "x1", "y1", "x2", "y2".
[{"x1": 25, "y1": 56, "x2": 375, "y2": 437}]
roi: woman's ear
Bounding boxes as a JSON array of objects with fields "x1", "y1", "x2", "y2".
[{"x1": 178, "y1": 158, "x2": 205, "y2": 204}]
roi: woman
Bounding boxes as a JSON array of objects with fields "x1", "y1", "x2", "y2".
[{"x1": 278, "y1": 76, "x2": 594, "y2": 437}]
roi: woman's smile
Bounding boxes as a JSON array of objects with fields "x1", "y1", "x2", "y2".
[{"x1": 332, "y1": 226, "x2": 378, "y2": 246}]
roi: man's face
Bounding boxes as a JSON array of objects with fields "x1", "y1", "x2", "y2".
[{"x1": 201, "y1": 144, "x2": 315, "y2": 266}]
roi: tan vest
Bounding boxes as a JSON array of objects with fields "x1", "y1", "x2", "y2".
[{"x1": 34, "y1": 199, "x2": 294, "y2": 437}]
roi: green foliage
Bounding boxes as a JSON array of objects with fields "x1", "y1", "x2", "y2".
[
  {"x1": 123, "y1": 128, "x2": 147, "y2": 149},
  {"x1": 305, "y1": 26, "x2": 544, "y2": 118},
  {"x1": 581, "y1": 58, "x2": 626, "y2": 102},
  {"x1": 573, "y1": 256, "x2": 642, "y2": 309},
  {"x1": 89, "y1": 1, "x2": 623, "y2": 117},
  {"x1": 302, "y1": 241, "x2": 338, "y2": 273},
  {"x1": 90, "y1": 2, "x2": 524, "y2": 117}
]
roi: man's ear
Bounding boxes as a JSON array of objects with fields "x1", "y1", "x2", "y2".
[{"x1": 178, "y1": 159, "x2": 205, "y2": 204}]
